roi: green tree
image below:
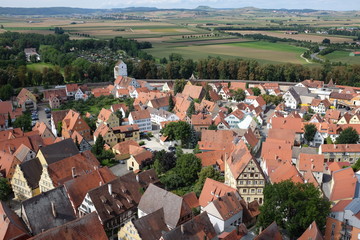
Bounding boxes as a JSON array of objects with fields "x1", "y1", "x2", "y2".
[
  {"x1": 186, "y1": 101, "x2": 195, "y2": 117},
  {"x1": 115, "y1": 110, "x2": 123, "y2": 125},
  {"x1": 153, "y1": 150, "x2": 177, "y2": 175},
  {"x1": 257, "y1": 181, "x2": 330, "y2": 239},
  {"x1": 352, "y1": 158, "x2": 360, "y2": 172},
  {"x1": 193, "y1": 144, "x2": 201, "y2": 154},
  {"x1": 326, "y1": 136, "x2": 333, "y2": 144},
  {"x1": 13, "y1": 113, "x2": 31, "y2": 132},
  {"x1": 304, "y1": 124, "x2": 317, "y2": 143},
  {"x1": 231, "y1": 88, "x2": 246, "y2": 102},
  {"x1": 252, "y1": 87, "x2": 261, "y2": 96},
  {"x1": 0, "y1": 178, "x2": 12, "y2": 201},
  {"x1": 208, "y1": 124, "x2": 217, "y2": 130},
  {"x1": 193, "y1": 166, "x2": 223, "y2": 196},
  {"x1": 0, "y1": 84, "x2": 13, "y2": 101},
  {"x1": 7, "y1": 113, "x2": 12, "y2": 127},
  {"x1": 168, "y1": 94, "x2": 175, "y2": 112},
  {"x1": 57, "y1": 121, "x2": 62, "y2": 137},
  {"x1": 84, "y1": 117, "x2": 96, "y2": 132},
  {"x1": 160, "y1": 121, "x2": 192, "y2": 146},
  {"x1": 336, "y1": 127, "x2": 359, "y2": 144},
  {"x1": 175, "y1": 153, "x2": 202, "y2": 186},
  {"x1": 92, "y1": 135, "x2": 105, "y2": 157},
  {"x1": 173, "y1": 79, "x2": 186, "y2": 95}
]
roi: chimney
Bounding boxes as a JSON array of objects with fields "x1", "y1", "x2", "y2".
[
  {"x1": 51, "y1": 201, "x2": 57, "y2": 218},
  {"x1": 71, "y1": 167, "x2": 76, "y2": 178},
  {"x1": 309, "y1": 223, "x2": 312, "y2": 230},
  {"x1": 108, "y1": 184, "x2": 112, "y2": 195}
]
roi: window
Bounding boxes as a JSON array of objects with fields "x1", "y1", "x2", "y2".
[
  {"x1": 258, "y1": 189, "x2": 262, "y2": 193},
  {"x1": 251, "y1": 189, "x2": 255, "y2": 193},
  {"x1": 242, "y1": 189, "x2": 247, "y2": 193}
]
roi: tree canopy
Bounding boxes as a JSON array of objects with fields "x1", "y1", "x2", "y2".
[
  {"x1": 252, "y1": 87, "x2": 261, "y2": 96},
  {"x1": 13, "y1": 113, "x2": 31, "y2": 132},
  {"x1": 336, "y1": 127, "x2": 359, "y2": 144},
  {"x1": 231, "y1": 88, "x2": 246, "y2": 102},
  {"x1": 153, "y1": 150, "x2": 177, "y2": 175},
  {"x1": 160, "y1": 121, "x2": 192, "y2": 145},
  {"x1": 257, "y1": 180, "x2": 330, "y2": 239},
  {"x1": 0, "y1": 178, "x2": 12, "y2": 201},
  {"x1": 304, "y1": 123, "x2": 317, "y2": 143},
  {"x1": 193, "y1": 166, "x2": 223, "y2": 196}
]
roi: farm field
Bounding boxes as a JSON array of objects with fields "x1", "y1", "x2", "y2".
[
  {"x1": 145, "y1": 40, "x2": 309, "y2": 64},
  {"x1": 321, "y1": 51, "x2": 360, "y2": 64},
  {"x1": 226, "y1": 30, "x2": 354, "y2": 43}
]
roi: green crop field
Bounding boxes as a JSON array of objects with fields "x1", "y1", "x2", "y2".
[
  {"x1": 322, "y1": 51, "x2": 360, "y2": 64},
  {"x1": 146, "y1": 40, "x2": 310, "y2": 64}
]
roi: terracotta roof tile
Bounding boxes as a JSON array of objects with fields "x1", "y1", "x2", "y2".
[
  {"x1": 130, "y1": 110, "x2": 150, "y2": 121},
  {"x1": 47, "y1": 150, "x2": 100, "y2": 186},
  {"x1": 0, "y1": 101, "x2": 13, "y2": 115},
  {"x1": 183, "y1": 192, "x2": 199, "y2": 209},
  {"x1": 269, "y1": 161, "x2": 304, "y2": 184},
  {"x1": 198, "y1": 130, "x2": 237, "y2": 151},
  {"x1": 28, "y1": 212, "x2": 107, "y2": 240},
  {"x1": 182, "y1": 85, "x2": 204, "y2": 100},
  {"x1": 255, "y1": 221, "x2": 282, "y2": 240},
  {"x1": 330, "y1": 167, "x2": 357, "y2": 201},
  {"x1": 298, "y1": 153, "x2": 324, "y2": 172},
  {"x1": 271, "y1": 117, "x2": 303, "y2": 133},
  {"x1": 64, "y1": 167, "x2": 116, "y2": 213}
]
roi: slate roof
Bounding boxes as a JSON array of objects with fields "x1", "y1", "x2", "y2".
[
  {"x1": 39, "y1": 138, "x2": 79, "y2": 165},
  {"x1": 19, "y1": 157, "x2": 42, "y2": 189},
  {"x1": 133, "y1": 209, "x2": 169, "y2": 240},
  {"x1": 87, "y1": 172, "x2": 142, "y2": 224},
  {"x1": 21, "y1": 186, "x2": 76, "y2": 235},
  {"x1": 138, "y1": 184, "x2": 192, "y2": 229},
  {"x1": 28, "y1": 212, "x2": 107, "y2": 240}
]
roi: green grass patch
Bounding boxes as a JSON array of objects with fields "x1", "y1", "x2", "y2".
[
  {"x1": 27, "y1": 62, "x2": 57, "y2": 71},
  {"x1": 227, "y1": 41, "x2": 306, "y2": 53},
  {"x1": 323, "y1": 50, "x2": 360, "y2": 64}
]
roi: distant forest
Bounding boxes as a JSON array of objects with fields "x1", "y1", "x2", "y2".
[{"x1": 0, "y1": 31, "x2": 360, "y2": 93}]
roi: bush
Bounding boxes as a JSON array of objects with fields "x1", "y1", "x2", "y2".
[{"x1": 139, "y1": 141, "x2": 145, "y2": 146}]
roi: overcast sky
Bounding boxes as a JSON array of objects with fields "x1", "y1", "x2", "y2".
[{"x1": 1, "y1": 0, "x2": 359, "y2": 11}]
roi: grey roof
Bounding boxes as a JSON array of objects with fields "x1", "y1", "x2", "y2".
[
  {"x1": 138, "y1": 184, "x2": 192, "y2": 229},
  {"x1": 287, "y1": 88, "x2": 301, "y2": 103},
  {"x1": 292, "y1": 86, "x2": 318, "y2": 97},
  {"x1": 13, "y1": 144, "x2": 32, "y2": 162},
  {"x1": 292, "y1": 146, "x2": 318, "y2": 159},
  {"x1": 133, "y1": 209, "x2": 168, "y2": 240},
  {"x1": 21, "y1": 185, "x2": 76, "y2": 235},
  {"x1": 20, "y1": 157, "x2": 42, "y2": 189},
  {"x1": 345, "y1": 198, "x2": 360, "y2": 214},
  {"x1": 39, "y1": 138, "x2": 79, "y2": 165}
]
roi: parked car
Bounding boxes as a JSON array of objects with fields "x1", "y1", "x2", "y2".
[
  {"x1": 45, "y1": 108, "x2": 51, "y2": 114},
  {"x1": 46, "y1": 113, "x2": 51, "y2": 118},
  {"x1": 120, "y1": 160, "x2": 125, "y2": 164},
  {"x1": 168, "y1": 146, "x2": 176, "y2": 152},
  {"x1": 31, "y1": 115, "x2": 39, "y2": 120}
]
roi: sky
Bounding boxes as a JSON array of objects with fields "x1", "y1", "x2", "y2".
[{"x1": 1, "y1": 0, "x2": 360, "y2": 11}]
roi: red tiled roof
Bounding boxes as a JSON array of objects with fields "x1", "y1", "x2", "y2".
[
  {"x1": 271, "y1": 117, "x2": 303, "y2": 133},
  {"x1": 199, "y1": 178, "x2": 237, "y2": 208},
  {"x1": 183, "y1": 192, "x2": 199, "y2": 209},
  {"x1": 330, "y1": 167, "x2": 357, "y2": 201},
  {"x1": 269, "y1": 161, "x2": 304, "y2": 184},
  {"x1": 298, "y1": 153, "x2": 324, "y2": 172}
]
